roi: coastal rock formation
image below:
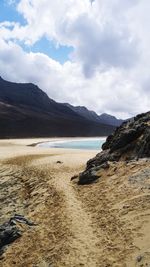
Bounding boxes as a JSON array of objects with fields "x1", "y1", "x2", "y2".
[{"x1": 79, "y1": 111, "x2": 150, "y2": 184}]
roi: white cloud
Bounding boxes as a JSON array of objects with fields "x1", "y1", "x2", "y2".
[
  {"x1": 0, "y1": 0, "x2": 150, "y2": 119},
  {"x1": 12, "y1": 0, "x2": 139, "y2": 74}
]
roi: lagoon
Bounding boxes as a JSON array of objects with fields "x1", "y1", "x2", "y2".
[{"x1": 37, "y1": 138, "x2": 106, "y2": 150}]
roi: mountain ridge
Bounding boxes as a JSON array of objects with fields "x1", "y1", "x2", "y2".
[
  {"x1": 64, "y1": 103, "x2": 123, "y2": 126},
  {"x1": 0, "y1": 76, "x2": 115, "y2": 138}
]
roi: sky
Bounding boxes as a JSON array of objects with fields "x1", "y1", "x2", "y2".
[{"x1": 0, "y1": 0, "x2": 149, "y2": 119}]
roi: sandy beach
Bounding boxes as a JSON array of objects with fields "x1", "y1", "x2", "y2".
[{"x1": 0, "y1": 139, "x2": 150, "y2": 267}]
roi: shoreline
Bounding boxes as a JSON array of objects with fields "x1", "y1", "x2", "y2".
[
  {"x1": 0, "y1": 137, "x2": 98, "y2": 160},
  {"x1": 35, "y1": 136, "x2": 106, "y2": 150},
  {"x1": 0, "y1": 136, "x2": 106, "y2": 150}
]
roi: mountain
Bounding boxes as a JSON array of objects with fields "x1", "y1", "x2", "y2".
[
  {"x1": 98, "y1": 113, "x2": 124, "y2": 126},
  {"x1": 0, "y1": 77, "x2": 115, "y2": 138},
  {"x1": 64, "y1": 103, "x2": 101, "y2": 123},
  {"x1": 64, "y1": 103, "x2": 123, "y2": 126}
]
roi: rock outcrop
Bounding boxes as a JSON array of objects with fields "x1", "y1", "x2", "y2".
[
  {"x1": 79, "y1": 111, "x2": 150, "y2": 184},
  {"x1": 0, "y1": 220, "x2": 22, "y2": 255},
  {"x1": 0, "y1": 215, "x2": 37, "y2": 256}
]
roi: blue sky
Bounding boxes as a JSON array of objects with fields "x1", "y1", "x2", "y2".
[
  {"x1": 25, "y1": 37, "x2": 73, "y2": 64},
  {"x1": 0, "y1": 1, "x2": 24, "y2": 23},
  {"x1": 0, "y1": 0, "x2": 73, "y2": 64}
]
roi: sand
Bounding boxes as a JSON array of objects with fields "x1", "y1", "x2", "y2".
[{"x1": 0, "y1": 138, "x2": 150, "y2": 267}]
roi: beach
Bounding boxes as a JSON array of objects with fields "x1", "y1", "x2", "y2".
[{"x1": 0, "y1": 138, "x2": 150, "y2": 267}]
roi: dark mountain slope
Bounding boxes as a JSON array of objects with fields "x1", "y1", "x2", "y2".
[
  {"x1": 64, "y1": 103, "x2": 101, "y2": 122},
  {"x1": 64, "y1": 103, "x2": 123, "y2": 126},
  {"x1": 0, "y1": 77, "x2": 115, "y2": 138},
  {"x1": 98, "y1": 113, "x2": 124, "y2": 126},
  {"x1": 0, "y1": 77, "x2": 82, "y2": 119}
]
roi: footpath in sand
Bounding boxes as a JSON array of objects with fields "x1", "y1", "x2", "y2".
[
  {"x1": 51, "y1": 169, "x2": 100, "y2": 267},
  {"x1": 0, "y1": 139, "x2": 150, "y2": 267}
]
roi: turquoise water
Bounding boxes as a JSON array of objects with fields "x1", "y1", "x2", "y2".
[{"x1": 38, "y1": 138, "x2": 106, "y2": 150}]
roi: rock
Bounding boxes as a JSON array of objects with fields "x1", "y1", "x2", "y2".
[
  {"x1": 78, "y1": 167, "x2": 100, "y2": 185},
  {"x1": 12, "y1": 214, "x2": 37, "y2": 226},
  {"x1": 136, "y1": 255, "x2": 143, "y2": 262},
  {"x1": 70, "y1": 175, "x2": 78, "y2": 181},
  {"x1": 100, "y1": 162, "x2": 110, "y2": 170},
  {"x1": 0, "y1": 221, "x2": 22, "y2": 252},
  {"x1": 79, "y1": 111, "x2": 150, "y2": 184},
  {"x1": 56, "y1": 161, "x2": 63, "y2": 164},
  {"x1": 102, "y1": 112, "x2": 150, "y2": 159},
  {"x1": 0, "y1": 215, "x2": 37, "y2": 255}
]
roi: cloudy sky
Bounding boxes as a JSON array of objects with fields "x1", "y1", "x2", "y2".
[{"x1": 0, "y1": 0, "x2": 149, "y2": 118}]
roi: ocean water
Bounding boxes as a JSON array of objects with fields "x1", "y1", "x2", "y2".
[{"x1": 38, "y1": 138, "x2": 106, "y2": 150}]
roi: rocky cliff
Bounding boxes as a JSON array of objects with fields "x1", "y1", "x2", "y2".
[{"x1": 79, "y1": 111, "x2": 150, "y2": 184}]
